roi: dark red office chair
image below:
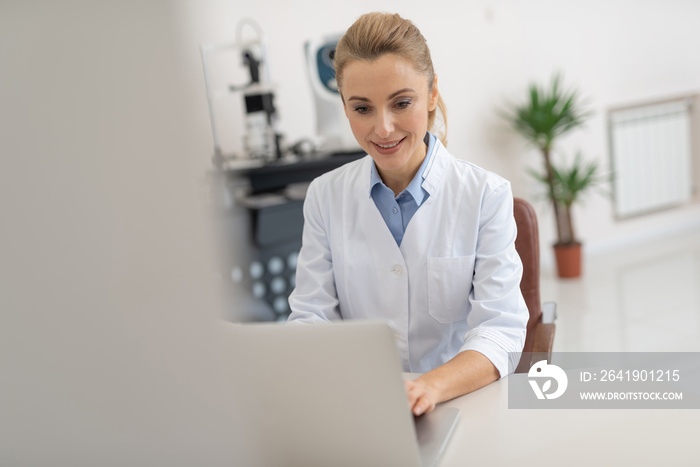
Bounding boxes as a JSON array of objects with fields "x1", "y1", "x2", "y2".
[{"x1": 513, "y1": 197, "x2": 556, "y2": 373}]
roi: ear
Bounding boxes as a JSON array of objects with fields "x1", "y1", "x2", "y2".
[{"x1": 428, "y1": 75, "x2": 439, "y2": 111}]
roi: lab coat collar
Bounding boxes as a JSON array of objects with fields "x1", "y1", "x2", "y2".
[{"x1": 420, "y1": 134, "x2": 449, "y2": 197}]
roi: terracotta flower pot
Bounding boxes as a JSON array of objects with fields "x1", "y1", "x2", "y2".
[{"x1": 553, "y1": 243, "x2": 582, "y2": 278}]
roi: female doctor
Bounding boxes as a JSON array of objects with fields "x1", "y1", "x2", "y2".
[{"x1": 287, "y1": 12, "x2": 528, "y2": 416}]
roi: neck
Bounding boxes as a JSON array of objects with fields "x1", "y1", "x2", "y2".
[{"x1": 378, "y1": 144, "x2": 427, "y2": 196}]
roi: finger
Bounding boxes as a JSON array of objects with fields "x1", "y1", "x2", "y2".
[
  {"x1": 413, "y1": 394, "x2": 436, "y2": 416},
  {"x1": 404, "y1": 381, "x2": 414, "y2": 409},
  {"x1": 404, "y1": 380, "x2": 421, "y2": 398},
  {"x1": 413, "y1": 399, "x2": 425, "y2": 416},
  {"x1": 404, "y1": 381, "x2": 419, "y2": 408}
]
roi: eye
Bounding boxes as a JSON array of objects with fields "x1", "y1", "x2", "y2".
[
  {"x1": 395, "y1": 99, "x2": 412, "y2": 110},
  {"x1": 353, "y1": 105, "x2": 371, "y2": 114}
]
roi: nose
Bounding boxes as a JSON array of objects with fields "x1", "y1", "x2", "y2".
[{"x1": 374, "y1": 110, "x2": 394, "y2": 139}]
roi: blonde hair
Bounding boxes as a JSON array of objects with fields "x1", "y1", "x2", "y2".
[{"x1": 334, "y1": 12, "x2": 448, "y2": 146}]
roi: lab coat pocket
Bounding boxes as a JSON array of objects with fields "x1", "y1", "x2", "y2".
[{"x1": 427, "y1": 255, "x2": 475, "y2": 323}]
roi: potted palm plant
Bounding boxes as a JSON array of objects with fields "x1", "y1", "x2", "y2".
[{"x1": 502, "y1": 74, "x2": 601, "y2": 278}]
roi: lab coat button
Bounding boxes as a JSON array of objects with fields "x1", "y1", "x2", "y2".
[
  {"x1": 394, "y1": 332, "x2": 401, "y2": 343},
  {"x1": 392, "y1": 265, "x2": 403, "y2": 275}
]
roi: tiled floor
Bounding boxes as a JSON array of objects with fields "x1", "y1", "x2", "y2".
[{"x1": 540, "y1": 228, "x2": 700, "y2": 353}]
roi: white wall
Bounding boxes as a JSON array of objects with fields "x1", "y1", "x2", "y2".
[{"x1": 178, "y1": 0, "x2": 700, "y2": 264}]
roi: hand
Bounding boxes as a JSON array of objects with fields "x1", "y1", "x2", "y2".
[
  {"x1": 404, "y1": 351, "x2": 499, "y2": 416},
  {"x1": 404, "y1": 378, "x2": 438, "y2": 416}
]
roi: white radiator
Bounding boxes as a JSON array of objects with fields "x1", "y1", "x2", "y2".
[{"x1": 609, "y1": 98, "x2": 693, "y2": 218}]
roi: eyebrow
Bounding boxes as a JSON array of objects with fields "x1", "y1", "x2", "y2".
[{"x1": 347, "y1": 88, "x2": 417, "y2": 102}]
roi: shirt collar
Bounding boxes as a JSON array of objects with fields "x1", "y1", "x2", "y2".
[{"x1": 368, "y1": 132, "x2": 436, "y2": 205}]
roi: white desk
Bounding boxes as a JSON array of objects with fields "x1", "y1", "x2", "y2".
[{"x1": 436, "y1": 373, "x2": 699, "y2": 467}]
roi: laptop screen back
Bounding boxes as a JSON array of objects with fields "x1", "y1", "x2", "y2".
[{"x1": 229, "y1": 321, "x2": 424, "y2": 467}]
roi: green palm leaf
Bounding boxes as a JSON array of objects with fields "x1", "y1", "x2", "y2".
[
  {"x1": 502, "y1": 73, "x2": 592, "y2": 152},
  {"x1": 501, "y1": 72, "x2": 603, "y2": 245}
]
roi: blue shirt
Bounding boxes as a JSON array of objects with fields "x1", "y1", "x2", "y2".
[{"x1": 369, "y1": 133, "x2": 436, "y2": 246}]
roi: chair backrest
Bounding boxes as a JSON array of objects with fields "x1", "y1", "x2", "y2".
[{"x1": 513, "y1": 197, "x2": 542, "y2": 356}]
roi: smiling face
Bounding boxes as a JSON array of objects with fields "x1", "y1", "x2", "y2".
[{"x1": 340, "y1": 53, "x2": 439, "y2": 190}]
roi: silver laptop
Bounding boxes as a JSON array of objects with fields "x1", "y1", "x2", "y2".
[{"x1": 228, "y1": 320, "x2": 460, "y2": 467}]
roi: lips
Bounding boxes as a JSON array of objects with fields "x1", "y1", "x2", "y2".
[
  {"x1": 376, "y1": 140, "x2": 401, "y2": 149},
  {"x1": 372, "y1": 137, "x2": 405, "y2": 154}
]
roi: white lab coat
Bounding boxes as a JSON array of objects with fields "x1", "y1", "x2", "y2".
[{"x1": 288, "y1": 139, "x2": 528, "y2": 377}]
